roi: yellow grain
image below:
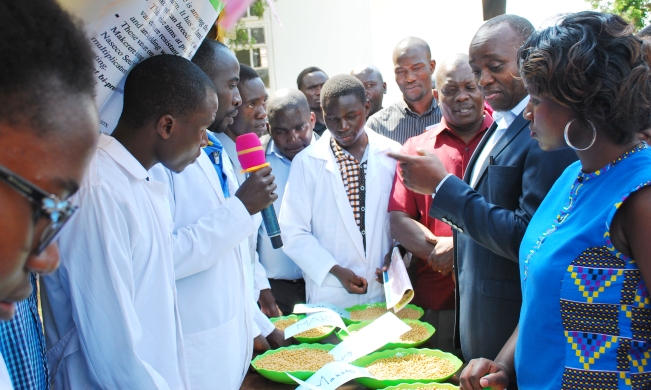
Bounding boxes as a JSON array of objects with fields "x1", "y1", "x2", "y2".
[
  {"x1": 349, "y1": 306, "x2": 421, "y2": 321},
  {"x1": 256, "y1": 348, "x2": 334, "y2": 372},
  {"x1": 273, "y1": 318, "x2": 333, "y2": 338},
  {"x1": 366, "y1": 354, "x2": 457, "y2": 379}
]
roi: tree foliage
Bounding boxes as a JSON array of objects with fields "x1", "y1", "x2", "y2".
[{"x1": 587, "y1": 0, "x2": 651, "y2": 29}]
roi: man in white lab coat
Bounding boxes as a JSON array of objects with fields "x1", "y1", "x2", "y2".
[
  {"x1": 149, "y1": 40, "x2": 283, "y2": 390},
  {"x1": 42, "y1": 55, "x2": 218, "y2": 389},
  {"x1": 280, "y1": 75, "x2": 400, "y2": 309}
]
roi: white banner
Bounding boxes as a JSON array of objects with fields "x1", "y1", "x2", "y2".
[{"x1": 59, "y1": 0, "x2": 224, "y2": 133}]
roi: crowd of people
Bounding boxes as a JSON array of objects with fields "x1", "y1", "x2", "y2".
[{"x1": 1, "y1": 0, "x2": 651, "y2": 389}]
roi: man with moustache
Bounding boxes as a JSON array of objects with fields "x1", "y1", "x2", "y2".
[
  {"x1": 297, "y1": 67, "x2": 329, "y2": 136},
  {"x1": 214, "y1": 64, "x2": 283, "y2": 326},
  {"x1": 148, "y1": 42, "x2": 282, "y2": 389},
  {"x1": 281, "y1": 75, "x2": 400, "y2": 308},
  {"x1": 384, "y1": 54, "x2": 491, "y2": 357},
  {"x1": 367, "y1": 37, "x2": 441, "y2": 145},
  {"x1": 257, "y1": 89, "x2": 316, "y2": 315},
  {"x1": 351, "y1": 64, "x2": 387, "y2": 118},
  {"x1": 43, "y1": 55, "x2": 218, "y2": 389},
  {"x1": 0, "y1": 1, "x2": 98, "y2": 388},
  {"x1": 388, "y1": 15, "x2": 577, "y2": 363}
]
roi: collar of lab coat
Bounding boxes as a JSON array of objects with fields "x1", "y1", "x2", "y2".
[
  {"x1": 307, "y1": 127, "x2": 392, "y2": 168},
  {"x1": 306, "y1": 127, "x2": 395, "y2": 260},
  {"x1": 98, "y1": 133, "x2": 149, "y2": 181}
]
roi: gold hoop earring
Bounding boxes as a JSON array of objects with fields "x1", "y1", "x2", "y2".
[{"x1": 564, "y1": 119, "x2": 596, "y2": 151}]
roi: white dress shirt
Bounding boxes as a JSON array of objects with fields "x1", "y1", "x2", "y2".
[
  {"x1": 470, "y1": 97, "x2": 529, "y2": 187},
  {"x1": 257, "y1": 140, "x2": 303, "y2": 280},
  {"x1": 42, "y1": 134, "x2": 189, "y2": 390}
]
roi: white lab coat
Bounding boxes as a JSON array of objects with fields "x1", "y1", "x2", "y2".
[
  {"x1": 279, "y1": 128, "x2": 400, "y2": 308},
  {"x1": 42, "y1": 134, "x2": 189, "y2": 390},
  {"x1": 150, "y1": 149, "x2": 273, "y2": 390},
  {"x1": 215, "y1": 133, "x2": 272, "y2": 298}
]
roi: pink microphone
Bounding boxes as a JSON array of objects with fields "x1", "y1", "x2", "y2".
[{"x1": 235, "y1": 133, "x2": 282, "y2": 248}]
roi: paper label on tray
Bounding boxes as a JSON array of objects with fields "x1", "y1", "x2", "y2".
[
  {"x1": 287, "y1": 362, "x2": 374, "y2": 390},
  {"x1": 283, "y1": 310, "x2": 347, "y2": 339},
  {"x1": 293, "y1": 303, "x2": 350, "y2": 319},
  {"x1": 329, "y1": 312, "x2": 411, "y2": 363}
]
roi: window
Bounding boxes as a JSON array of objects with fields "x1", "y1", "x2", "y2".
[{"x1": 230, "y1": 24, "x2": 270, "y2": 88}]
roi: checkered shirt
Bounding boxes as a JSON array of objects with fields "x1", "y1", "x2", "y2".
[
  {"x1": 330, "y1": 137, "x2": 368, "y2": 251},
  {"x1": 0, "y1": 273, "x2": 49, "y2": 389}
]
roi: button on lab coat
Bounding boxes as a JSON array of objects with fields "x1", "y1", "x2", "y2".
[{"x1": 279, "y1": 129, "x2": 400, "y2": 308}]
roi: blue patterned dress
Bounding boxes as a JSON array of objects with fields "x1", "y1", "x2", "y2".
[{"x1": 516, "y1": 143, "x2": 651, "y2": 389}]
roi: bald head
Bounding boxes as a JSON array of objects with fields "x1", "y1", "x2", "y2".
[
  {"x1": 393, "y1": 37, "x2": 432, "y2": 64},
  {"x1": 392, "y1": 37, "x2": 436, "y2": 109},
  {"x1": 267, "y1": 88, "x2": 310, "y2": 124},
  {"x1": 350, "y1": 64, "x2": 386, "y2": 117},
  {"x1": 434, "y1": 54, "x2": 471, "y2": 92}
]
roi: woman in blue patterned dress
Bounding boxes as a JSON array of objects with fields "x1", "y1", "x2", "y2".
[{"x1": 459, "y1": 11, "x2": 651, "y2": 390}]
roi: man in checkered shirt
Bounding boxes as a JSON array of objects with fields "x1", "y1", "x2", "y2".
[{"x1": 280, "y1": 75, "x2": 401, "y2": 308}]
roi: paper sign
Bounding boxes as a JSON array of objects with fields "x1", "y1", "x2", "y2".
[
  {"x1": 283, "y1": 310, "x2": 347, "y2": 339},
  {"x1": 293, "y1": 303, "x2": 350, "y2": 319},
  {"x1": 287, "y1": 361, "x2": 375, "y2": 390},
  {"x1": 60, "y1": 0, "x2": 223, "y2": 133},
  {"x1": 329, "y1": 312, "x2": 411, "y2": 363},
  {"x1": 384, "y1": 247, "x2": 415, "y2": 312}
]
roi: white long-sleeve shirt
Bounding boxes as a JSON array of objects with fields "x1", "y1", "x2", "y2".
[{"x1": 42, "y1": 134, "x2": 189, "y2": 390}]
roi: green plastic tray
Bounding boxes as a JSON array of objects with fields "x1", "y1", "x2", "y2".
[
  {"x1": 270, "y1": 314, "x2": 335, "y2": 343},
  {"x1": 250, "y1": 344, "x2": 336, "y2": 384},
  {"x1": 335, "y1": 319, "x2": 435, "y2": 351},
  {"x1": 381, "y1": 383, "x2": 459, "y2": 389},
  {"x1": 343, "y1": 303, "x2": 425, "y2": 325},
  {"x1": 350, "y1": 348, "x2": 463, "y2": 389}
]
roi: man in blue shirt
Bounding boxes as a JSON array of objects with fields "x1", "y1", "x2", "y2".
[{"x1": 258, "y1": 88, "x2": 316, "y2": 314}]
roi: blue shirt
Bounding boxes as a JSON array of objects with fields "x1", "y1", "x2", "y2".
[
  {"x1": 257, "y1": 139, "x2": 303, "y2": 280},
  {"x1": 516, "y1": 144, "x2": 651, "y2": 389},
  {"x1": 0, "y1": 274, "x2": 49, "y2": 389}
]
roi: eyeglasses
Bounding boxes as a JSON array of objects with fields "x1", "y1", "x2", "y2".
[{"x1": 0, "y1": 164, "x2": 77, "y2": 255}]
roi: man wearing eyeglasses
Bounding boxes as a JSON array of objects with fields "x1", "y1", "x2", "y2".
[
  {"x1": 257, "y1": 88, "x2": 316, "y2": 315},
  {"x1": 41, "y1": 55, "x2": 218, "y2": 389},
  {"x1": 0, "y1": 1, "x2": 99, "y2": 389}
]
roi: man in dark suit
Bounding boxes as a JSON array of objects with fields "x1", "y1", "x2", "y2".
[{"x1": 388, "y1": 14, "x2": 577, "y2": 365}]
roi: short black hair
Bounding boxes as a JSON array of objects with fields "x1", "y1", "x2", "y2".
[
  {"x1": 0, "y1": 0, "x2": 95, "y2": 134},
  {"x1": 482, "y1": 14, "x2": 534, "y2": 44},
  {"x1": 638, "y1": 24, "x2": 651, "y2": 38},
  {"x1": 239, "y1": 64, "x2": 260, "y2": 83},
  {"x1": 297, "y1": 67, "x2": 327, "y2": 89},
  {"x1": 321, "y1": 74, "x2": 366, "y2": 107},
  {"x1": 120, "y1": 55, "x2": 216, "y2": 128},
  {"x1": 519, "y1": 11, "x2": 651, "y2": 144},
  {"x1": 192, "y1": 40, "x2": 232, "y2": 80},
  {"x1": 267, "y1": 89, "x2": 310, "y2": 125}
]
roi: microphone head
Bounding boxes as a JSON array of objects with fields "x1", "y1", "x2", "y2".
[{"x1": 236, "y1": 133, "x2": 267, "y2": 170}]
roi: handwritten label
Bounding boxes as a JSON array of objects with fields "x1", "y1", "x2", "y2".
[
  {"x1": 283, "y1": 310, "x2": 347, "y2": 339},
  {"x1": 384, "y1": 246, "x2": 415, "y2": 312},
  {"x1": 293, "y1": 303, "x2": 350, "y2": 319},
  {"x1": 287, "y1": 361, "x2": 374, "y2": 390},
  {"x1": 329, "y1": 312, "x2": 411, "y2": 363}
]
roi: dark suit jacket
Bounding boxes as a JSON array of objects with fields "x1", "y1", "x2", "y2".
[{"x1": 429, "y1": 112, "x2": 577, "y2": 362}]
